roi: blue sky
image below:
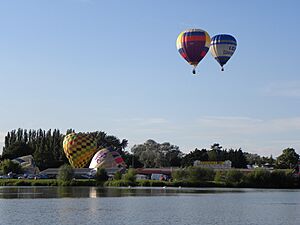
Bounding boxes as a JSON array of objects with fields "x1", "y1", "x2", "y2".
[{"x1": 0, "y1": 0, "x2": 300, "y2": 157}]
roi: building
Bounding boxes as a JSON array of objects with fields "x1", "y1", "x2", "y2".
[{"x1": 193, "y1": 160, "x2": 232, "y2": 169}]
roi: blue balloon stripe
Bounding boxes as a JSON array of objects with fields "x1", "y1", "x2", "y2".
[
  {"x1": 212, "y1": 35, "x2": 236, "y2": 42},
  {"x1": 215, "y1": 56, "x2": 230, "y2": 66},
  {"x1": 210, "y1": 42, "x2": 237, "y2": 46}
]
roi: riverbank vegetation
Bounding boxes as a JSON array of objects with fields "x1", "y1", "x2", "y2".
[{"x1": 1, "y1": 167, "x2": 298, "y2": 188}]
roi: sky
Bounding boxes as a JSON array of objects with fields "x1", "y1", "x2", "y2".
[{"x1": 0, "y1": 0, "x2": 300, "y2": 157}]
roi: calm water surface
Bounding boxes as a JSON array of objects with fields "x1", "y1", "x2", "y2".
[{"x1": 0, "y1": 187, "x2": 299, "y2": 225}]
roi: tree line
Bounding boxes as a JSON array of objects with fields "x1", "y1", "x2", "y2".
[
  {"x1": 1, "y1": 128, "x2": 299, "y2": 171},
  {"x1": 1, "y1": 128, "x2": 128, "y2": 170}
]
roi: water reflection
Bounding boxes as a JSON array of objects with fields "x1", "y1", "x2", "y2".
[{"x1": 0, "y1": 186, "x2": 251, "y2": 199}]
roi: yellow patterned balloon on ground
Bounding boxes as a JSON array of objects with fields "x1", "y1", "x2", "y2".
[{"x1": 63, "y1": 133, "x2": 97, "y2": 168}]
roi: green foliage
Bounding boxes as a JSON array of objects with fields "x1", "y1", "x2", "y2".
[
  {"x1": 214, "y1": 171, "x2": 225, "y2": 183},
  {"x1": 2, "y1": 129, "x2": 68, "y2": 170},
  {"x1": 57, "y1": 164, "x2": 74, "y2": 184},
  {"x1": 172, "y1": 168, "x2": 189, "y2": 181},
  {"x1": 269, "y1": 170, "x2": 295, "y2": 188},
  {"x1": 104, "y1": 180, "x2": 135, "y2": 187},
  {"x1": 244, "y1": 169, "x2": 271, "y2": 187},
  {"x1": 181, "y1": 148, "x2": 208, "y2": 167},
  {"x1": 1, "y1": 142, "x2": 34, "y2": 159},
  {"x1": 138, "y1": 180, "x2": 166, "y2": 187},
  {"x1": 225, "y1": 170, "x2": 244, "y2": 186},
  {"x1": 181, "y1": 144, "x2": 248, "y2": 168},
  {"x1": 90, "y1": 131, "x2": 128, "y2": 154},
  {"x1": 113, "y1": 171, "x2": 122, "y2": 180},
  {"x1": 95, "y1": 168, "x2": 109, "y2": 183},
  {"x1": 131, "y1": 139, "x2": 183, "y2": 168},
  {"x1": 276, "y1": 148, "x2": 299, "y2": 169},
  {"x1": 187, "y1": 167, "x2": 215, "y2": 182},
  {"x1": 123, "y1": 168, "x2": 136, "y2": 182},
  {"x1": 1, "y1": 159, "x2": 23, "y2": 174},
  {"x1": 121, "y1": 152, "x2": 143, "y2": 168}
]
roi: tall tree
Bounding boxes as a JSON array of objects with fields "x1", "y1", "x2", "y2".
[
  {"x1": 276, "y1": 148, "x2": 299, "y2": 169},
  {"x1": 131, "y1": 139, "x2": 183, "y2": 168},
  {"x1": 181, "y1": 148, "x2": 208, "y2": 167}
]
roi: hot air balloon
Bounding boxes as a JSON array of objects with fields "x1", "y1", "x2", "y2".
[
  {"x1": 176, "y1": 29, "x2": 211, "y2": 74},
  {"x1": 210, "y1": 34, "x2": 237, "y2": 71},
  {"x1": 63, "y1": 133, "x2": 98, "y2": 168},
  {"x1": 89, "y1": 147, "x2": 126, "y2": 170}
]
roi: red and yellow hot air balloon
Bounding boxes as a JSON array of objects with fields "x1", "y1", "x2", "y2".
[{"x1": 176, "y1": 29, "x2": 211, "y2": 74}]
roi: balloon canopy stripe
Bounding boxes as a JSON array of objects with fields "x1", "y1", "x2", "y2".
[
  {"x1": 215, "y1": 56, "x2": 231, "y2": 66},
  {"x1": 183, "y1": 36, "x2": 207, "y2": 42},
  {"x1": 212, "y1": 34, "x2": 236, "y2": 42},
  {"x1": 211, "y1": 41, "x2": 237, "y2": 46},
  {"x1": 176, "y1": 29, "x2": 211, "y2": 70},
  {"x1": 89, "y1": 147, "x2": 127, "y2": 169}
]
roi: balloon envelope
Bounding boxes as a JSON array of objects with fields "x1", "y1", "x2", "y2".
[
  {"x1": 176, "y1": 29, "x2": 211, "y2": 73},
  {"x1": 63, "y1": 133, "x2": 98, "y2": 168},
  {"x1": 210, "y1": 34, "x2": 237, "y2": 70},
  {"x1": 89, "y1": 147, "x2": 126, "y2": 169}
]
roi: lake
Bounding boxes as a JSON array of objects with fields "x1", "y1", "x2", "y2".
[{"x1": 0, "y1": 187, "x2": 299, "y2": 225}]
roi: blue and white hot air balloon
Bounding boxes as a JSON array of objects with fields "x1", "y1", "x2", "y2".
[{"x1": 210, "y1": 34, "x2": 237, "y2": 71}]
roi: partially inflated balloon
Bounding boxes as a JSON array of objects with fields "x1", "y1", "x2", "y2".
[
  {"x1": 89, "y1": 147, "x2": 126, "y2": 169},
  {"x1": 63, "y1": 133, "x2": 98, "y2": 168},
  {"x1": 210, "y1": 34, "x2": 237, "y2": 71},
  {"x1": 176, "y1": 29, "x2": 211, "y2": 74}
]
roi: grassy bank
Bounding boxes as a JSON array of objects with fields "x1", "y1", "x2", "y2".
[
  {"x1": 0, "y1": 179, "x2": 224, "y2": 187},
  {"x1": 0, "y1": 179, "x2": 97, "y2": 186},
  {"x1": 104, "y1": 180, "x2": 224, "y2": 188},
  {"x1": 0, "y1": 177, "x2": 299, "y2": 188}
]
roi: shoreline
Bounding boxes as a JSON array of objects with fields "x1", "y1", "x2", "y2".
[{"x1": 0, "y1": 179, "x2": 299, "y2": 189}]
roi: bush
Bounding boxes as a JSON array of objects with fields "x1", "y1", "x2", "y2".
[
  {"x1": 95, "y1": 168, "x2": 109, "y2": 183},
  {"x1": 187, "y1": 167, "x2": 215, "y2": 182},
  {"x1": 270, "y1": 170, "x2": 294, "y2": 188},
  {"x1": 172, "y1": 169, "x2": 188, "y2": 181},
  {"x1": 104, "y1": 180, "x2": 135, "y2": 187},
  {"x1": 225, "y1": 170, "x2": 244, "y2": 186},
  {"x1": 57, "y1": 164, "x2": 74, "y2": 185},
  {"x1": 1, "y1": 159, "x2": 23, "y2": 174},
  {"x1": 113, "y1": 171, "x2": 122, "y2": 180},
  {"x1": 137, "y1": 180, "x2": 166, "y2": 187},
  {"x1": 123, "y1": 168, "x2": 136, "y2": 182},
  {"x1": 244, "y1": 169, "x2": 271, "y2": 187},
  {"x1": 214, "y1": 171, "x2": 225, "y2": 183}
]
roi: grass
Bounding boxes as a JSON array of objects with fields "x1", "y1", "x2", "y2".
[{"x1": 0, "y1": 179, "x2": 97, "y2": 186}]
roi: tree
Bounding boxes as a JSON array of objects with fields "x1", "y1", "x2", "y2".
[
  {"x1": 131, "y1": 140, "x2": 183, "y2": 168},
  {"x1": 57, "y1": 164, "x2": 74, "y2": 183},
  {"x1": 276, "y1": 148, "x2": 299, "y2": 169},
  {"x1": 0, "y1": 159, "x2": 23, "y2": 174},
  {"x1": 95, "y1": 168, "x2": 109, "y2": 183},
  {"x1": 121, "y1": 151, "x2": 143, "y2": 168},
  {"x1": 181, "y1": 148, "x2": 208, "y2": 167},
  {"x1": 1, "y1": 142, "x2": 34, "y2": 159},
  {"x1": 123, "y1": 168, "x2": 136, "y2": 182},
  {"x1": 230, "y1": 149, "x2": 248, "y2": 168},
  {"x1": 208, "y1": 143, "x2": 222, "y2": 161}
]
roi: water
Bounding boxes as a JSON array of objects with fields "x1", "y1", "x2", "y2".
[{"x1": 0, "y1": 187, "x2": 299, "y2": 225}]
